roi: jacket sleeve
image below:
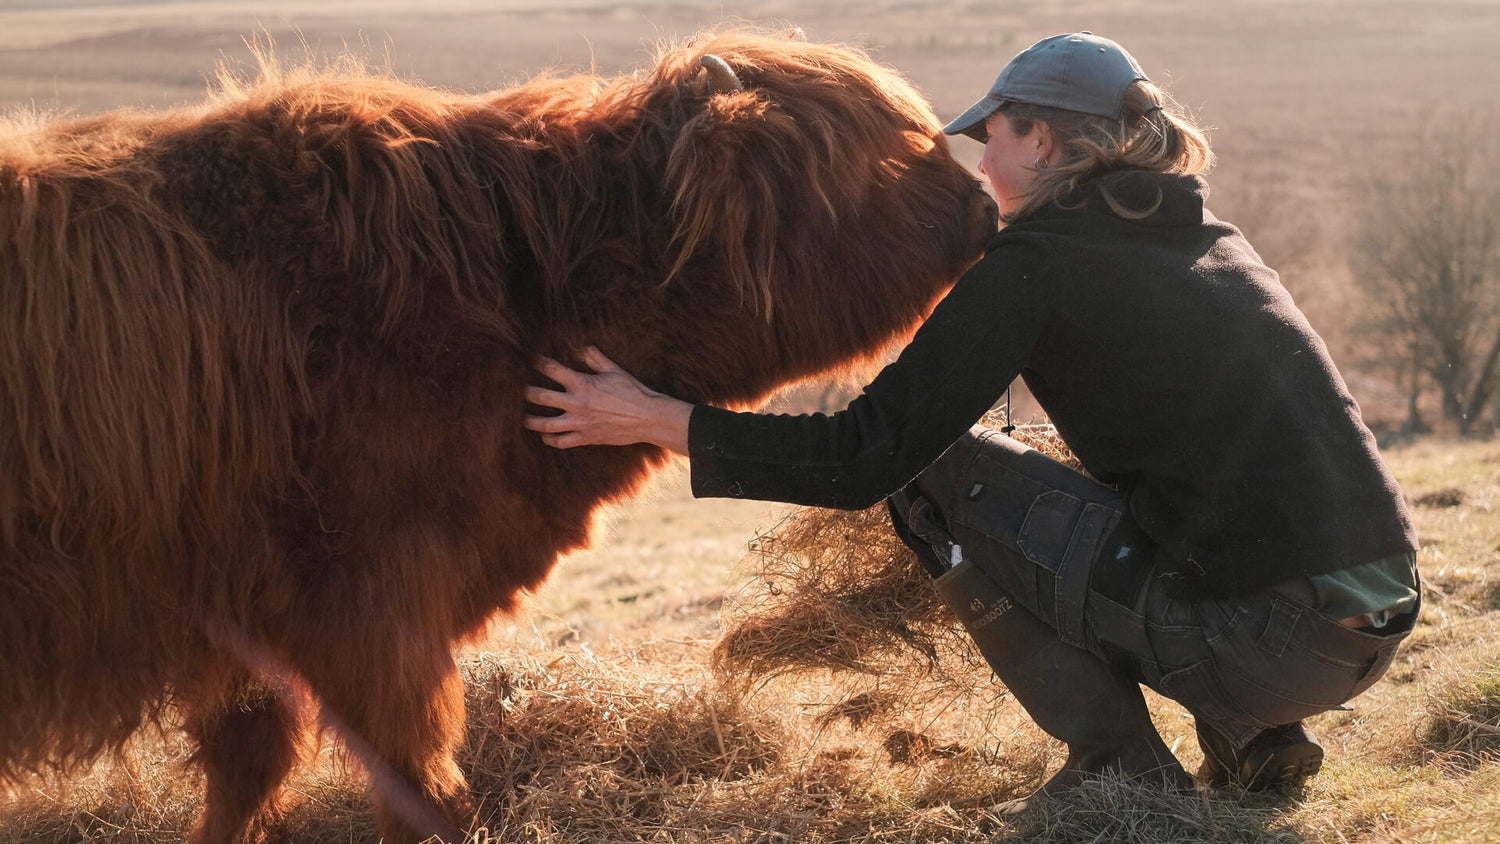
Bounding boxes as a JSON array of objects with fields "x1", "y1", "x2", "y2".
[{"x1": 687, "y1": 239, "x2": 1053, "y2": 509}]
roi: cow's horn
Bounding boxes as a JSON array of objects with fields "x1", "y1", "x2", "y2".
[{"x1": 700, "y1": 54, "x2": 743, "y2": 94}]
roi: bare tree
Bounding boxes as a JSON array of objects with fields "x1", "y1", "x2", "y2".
[{"x1": 1355, "y1": 114, "x2": 1500, "y2": 434}]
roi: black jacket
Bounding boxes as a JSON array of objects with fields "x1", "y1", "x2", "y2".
[{"x1": 688, "y1": 171, "x2": 1417, "y2": 598}]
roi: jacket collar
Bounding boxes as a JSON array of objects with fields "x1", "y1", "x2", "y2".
[{"x1": 1023, "y1": 171, "x2": 1210, "y2": 228}]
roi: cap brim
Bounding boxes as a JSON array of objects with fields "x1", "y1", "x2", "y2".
[{"x1": 942, "y1": 95, "x2": 1003, "y2": 141}]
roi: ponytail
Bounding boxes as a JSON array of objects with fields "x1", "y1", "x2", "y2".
[{"x1": 1000, "y1": 80, "x2": 1214, "y2": 223}]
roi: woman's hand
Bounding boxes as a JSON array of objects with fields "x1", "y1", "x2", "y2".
[{"x1": 523, "y1": 347, "x2": 693, "y2": 454}]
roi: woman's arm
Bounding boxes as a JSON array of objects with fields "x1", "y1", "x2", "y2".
[
  {"x1": 525, "y1": 240, "x2": 1051, "y2": 508},
  {"x1": 524, "y1": 347, "x2": 694, "y2": 455}
]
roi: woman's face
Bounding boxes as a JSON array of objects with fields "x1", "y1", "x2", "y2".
[{"x1": 978, "y1": 113, "x2": 1052, "y2": 216}]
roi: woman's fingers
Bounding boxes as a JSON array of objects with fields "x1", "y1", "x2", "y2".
[
  {"x1": 524, "y1": 383, "x2": 572, "y2": 412},
  {"x1": 534, "y1": 355, "x2": 588, "y2": 389},
  {"x1": 522, "y1": 408, "x2": 568, "y2": 433},
  {"x1": 527, "y1": 353, "x2": 605, "y2": 415},
  {"x1": 524, "y1": 355, "x2": 601, "y2": 445},
  {"x1": 535, "y1": 429, "x2": 583, "y2": 449},
  {"x1": 581, "y1": 346, "x2": 622, "y2": 373}
]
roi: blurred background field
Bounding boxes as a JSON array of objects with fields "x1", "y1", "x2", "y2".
[
  {"x1": 3, "y1": 0, "x2": 1495, "y2": 426},
  {"x1": 2, "y1": 2, "x2": 1499, "y2": 842}
]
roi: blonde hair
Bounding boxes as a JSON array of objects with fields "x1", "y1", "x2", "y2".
[{"x1": 999, "y1": 80, "x2": 1214, "y2": 222}]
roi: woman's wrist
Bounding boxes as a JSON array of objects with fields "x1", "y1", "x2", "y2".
[{"x1": 647, "y1": 395, "x2": 694, "y2": 456}]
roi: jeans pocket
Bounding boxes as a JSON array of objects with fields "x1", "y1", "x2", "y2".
[
  {"x1": 1209, "y1": 603, "x2": 1385, "y2": 726},
  {"x1": 1016, "y1": 490, "x2": 1085, "y2": 572},
  {"x1": 1284, "y1": 599, "x2": 1418, "y2": 699}
]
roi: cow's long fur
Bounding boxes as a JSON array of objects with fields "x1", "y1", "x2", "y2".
[{"x1": 0, "y1": 30, "x2": 995, "y2": 842}]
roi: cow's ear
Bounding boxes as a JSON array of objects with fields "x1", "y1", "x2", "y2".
[{"x1": 662, "y1": 93, "x2": 786, "y2": 321}]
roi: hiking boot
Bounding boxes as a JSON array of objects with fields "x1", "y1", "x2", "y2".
[{"x1": 1196, "y1": 720, "x2": 1324, "y2": 791}]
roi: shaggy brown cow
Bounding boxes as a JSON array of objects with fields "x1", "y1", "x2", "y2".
[{"x1": 0, "y1": 30, "x2": 997, "y2": 843}]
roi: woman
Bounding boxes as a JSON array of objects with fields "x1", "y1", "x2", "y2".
[{"x1": 524, "y1": 32, "x2": 1419, "y2": 804}]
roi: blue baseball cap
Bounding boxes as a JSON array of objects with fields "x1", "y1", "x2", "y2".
[{"x1": 944, "y1": 32, "x2": 1148, "y2": 140}]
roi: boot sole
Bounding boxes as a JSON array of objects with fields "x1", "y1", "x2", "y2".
[{"x1": 1238, "y1": 739, "x2": 1324, "y2": 791}]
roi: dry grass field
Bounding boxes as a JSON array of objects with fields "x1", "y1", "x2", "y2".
[{"x1": 2, "y1": 1, "x2": 1500, "y2": 842}]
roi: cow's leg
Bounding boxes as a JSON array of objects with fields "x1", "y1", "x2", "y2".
[
  {"x1": 296, "y1": 638, "x2": 472, "y2": 844},
  {"x1": 185, "y1": 681, "x2": 307, "y2": 844}
]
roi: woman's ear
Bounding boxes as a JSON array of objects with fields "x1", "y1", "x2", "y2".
[{"x1": 1031, "y1": 120, "x2": 1057, "y2": 164}]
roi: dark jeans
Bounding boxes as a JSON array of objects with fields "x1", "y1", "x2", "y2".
[{"x1": 888, "y1": 426, "x2": 1416, "y2": 747}]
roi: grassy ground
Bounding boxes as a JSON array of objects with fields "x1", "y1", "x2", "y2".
[{"x1": 4, "y1": 435, "x2": 1498, "y2": 843}]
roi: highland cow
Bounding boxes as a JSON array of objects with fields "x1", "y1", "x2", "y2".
[{"x1": 0, "y1": 31, "x2": 997, "y2": 843}]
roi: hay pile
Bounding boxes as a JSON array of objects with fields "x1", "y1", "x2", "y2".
[
  {"x1": 445, "y1": 645, "x2": 1264, "y2": 844},
  {"x1": 457, "y1": 652, "x2": 782, "y2": 841},
  {"x1": 712, "y1": 503, "x2": 964, "y2": 683},
  {"x1": 451, "y1": 650, "x2": 1039, "y2": 843}
]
